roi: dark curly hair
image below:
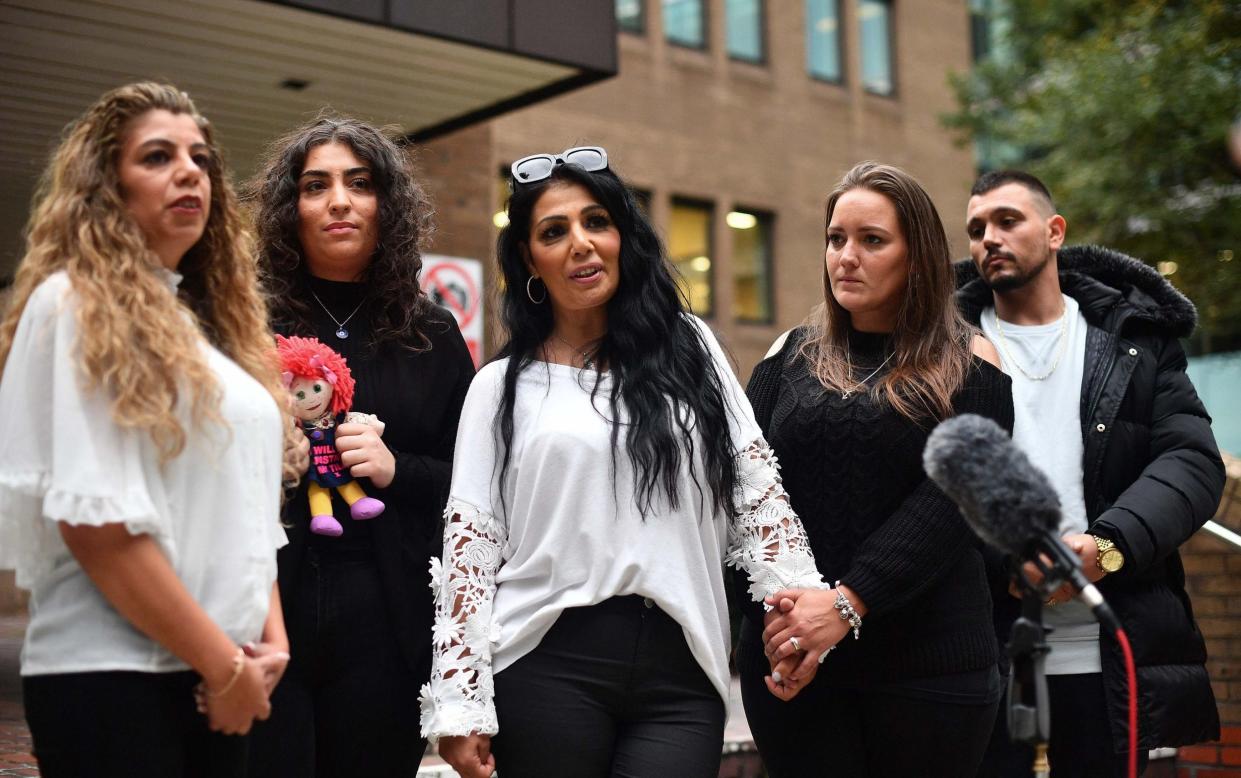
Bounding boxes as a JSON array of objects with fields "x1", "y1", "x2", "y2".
[
  {"x1": 248, "y1": 114, "x2": 435, "y2": 350},
  {"x1": 495, "y1": 162, "x2": 738, "y2": 519}
]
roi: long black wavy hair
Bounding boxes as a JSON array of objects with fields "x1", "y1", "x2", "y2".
[
  {"x1": 248, "y1": 115, "x2": 435, "y2": 350},
  {"x1": 495, "y1": 162, "x2": 738, "y2": 518}
]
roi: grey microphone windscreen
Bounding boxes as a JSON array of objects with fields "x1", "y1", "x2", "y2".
[{"x1": 922, "y1": 414, "x2": 1061, "y2": 555}]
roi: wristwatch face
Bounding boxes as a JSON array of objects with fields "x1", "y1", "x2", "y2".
[{"x1": 1099, "y1": 548, "x2": 1124, "y2": 573}]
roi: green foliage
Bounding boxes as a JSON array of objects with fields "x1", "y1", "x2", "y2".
[{"x1": 946, "y1": 0, "x2": 1241, "y2": 353}]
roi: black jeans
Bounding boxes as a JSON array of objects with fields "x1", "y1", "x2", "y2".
[
  {"x1": 739, "y1": 622, "x2": 1000, "y2": 778},
  {"x1": 247, "y1": 549, "x2": 426, "y2": 778},
  {"x1": 491, "y1": 595, "x2": 725, "y2": 778},
  {"x1": 977, "y1": 672, "x2": 1148, "y2": 778},
  {"x1": 23, "y1": 670, "x2": 247, "y2": 778}
]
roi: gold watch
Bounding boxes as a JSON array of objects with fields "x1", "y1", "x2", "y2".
[{"x1": 1092, "y1": 535, "x2": 1125, "y2": 574}]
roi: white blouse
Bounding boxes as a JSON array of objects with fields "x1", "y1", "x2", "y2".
[
  {"x1": 0, "y1": 272, "x2": 286, "y2": 676},
  {"x1": 419, "y1": 316, "x2": 826, "y2": 739}
]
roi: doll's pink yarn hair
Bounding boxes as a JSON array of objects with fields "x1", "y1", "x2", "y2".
[{"x1": 275, "y1": 335, "x2": 355, "y2": 413}]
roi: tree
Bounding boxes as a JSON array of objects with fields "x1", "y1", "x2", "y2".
[{"x1": 945, "y1": 0, "x2": 1241, "y2": 353}]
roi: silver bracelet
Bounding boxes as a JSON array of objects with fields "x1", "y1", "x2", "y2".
[{"x1": 834, "y1": 581, "x2": 862, "y2": 640}]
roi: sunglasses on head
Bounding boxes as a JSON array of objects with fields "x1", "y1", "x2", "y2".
[{"x1": 510, "y1": 146, "x2": 609, "y2": 184}]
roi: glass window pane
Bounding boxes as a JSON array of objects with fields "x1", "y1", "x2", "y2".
[
  {"x1": 727, "y1": 0, "x2": 763, "y2": 62},
  {"x1": 730, "y1": 210, "x2": 773, "y2": 323},
  {"x1": 860, "y1": 0, "x2": 893, "y2": 95},
  {"x1": 664, "y1": 0, "x2": 705, "y2": 48},
  {"x1": 805, "y1": 0, "x2": 841, "y2": 82},
  {"x1": 670, "y1": 199, "x2": 713, "y2": 316},
  {"x1": 617, "y1": 0, "x2": 644, "y2": 33},
  {"x1": 494, "y1": 168, "x2": 511, "y2": 230}
]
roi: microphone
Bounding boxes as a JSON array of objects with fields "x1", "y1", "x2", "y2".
[{"x1": 922, "y1": 414, "x2": 1118, "y2": 632}]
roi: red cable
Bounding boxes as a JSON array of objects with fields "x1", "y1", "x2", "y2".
[{"x1": 1115, "y1": 627, "x2": 1139, "y2": 778}]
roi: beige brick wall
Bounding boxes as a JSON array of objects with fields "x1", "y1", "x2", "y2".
[
  {"x1": 1179, "y1": 455, "x2": 1241, "y2": 770},
  {"x1": 425, "y1": 0, "x2": 977, "y2": 380}
]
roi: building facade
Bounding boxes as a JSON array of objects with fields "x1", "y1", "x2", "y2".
[{"x1": 422, "y1": 0, "x2": 978, "y2": 376}]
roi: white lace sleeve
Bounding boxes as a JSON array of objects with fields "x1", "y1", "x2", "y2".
[
  {"x1": 725, "y1": 437, "x2": 828, "y2": 603},
  {"x1": 418, "y1": 499, "x2": 506, "y2": 740}
]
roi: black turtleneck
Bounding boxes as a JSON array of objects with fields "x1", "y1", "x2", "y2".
[
  {"x1": 742, "y1": 326, "x2": 1014, "y2": 686},
  {"x1": 277, "y1": 273, "x2": 475, "y2": 670}
]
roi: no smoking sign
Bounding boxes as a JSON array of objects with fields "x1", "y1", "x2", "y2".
[{"x1": 422, "y1": 254, "x2": 484, "y2": 367}]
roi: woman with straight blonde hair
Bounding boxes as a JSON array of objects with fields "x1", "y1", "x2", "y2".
[
  {"x1": 736, "y1": 161, "x2": 1014, "y2": 777},
  {"x1": 0, "y1": 82, "x2": 296, "y2": 777}
]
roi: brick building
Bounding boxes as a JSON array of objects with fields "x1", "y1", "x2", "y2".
[
  {"x1": 2, "y1": 1, "x2": 1238, "y2": 775},
  {"x1": 421, "y1": 0, "x2": 978, "y2": 375}
]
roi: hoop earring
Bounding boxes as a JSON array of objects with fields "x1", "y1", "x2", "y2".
[{"x1": 526, "y1": 276, "x2": 547, "y2": 304}]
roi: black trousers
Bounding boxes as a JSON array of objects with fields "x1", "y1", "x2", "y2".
[
  {"x1": 977, "y1": 672, "x2": 1148, "y2": 778},
  {"x1": 738, "y1": 622, "x2": 999, "y2": 778},
  {"x1": 23, "y1": 669, "x2": 247, "y2": 778},
  {"x1": 247, "y1": 550, "x2": 426, "y2": 778},
  {"x1": 491, "y1": 595, "x2": 726, "y2": 778}
]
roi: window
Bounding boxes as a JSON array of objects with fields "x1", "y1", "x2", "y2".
[
  {"x1": 805, "y1": 0, "x2": 842, "y2": 82},
  {"x1": 617, "y1": 0, "x2": 644, "y2": 34},
  {"x1": 670, "y1": 198, "x2": 713, "y2": 316},
  {"x1": 859, "y1": 0, "x2": 894, "y2": 95},
  {"x1": 969, "y1": 0, "x2": 1011, "y2": 63},
  {"x1": 727, "y1": 0, "x2": 764, "y2": 62},
  {"x1": 664, "y1": 0, "x2": 705, "y2": 48},
  {"x1": 730, "y1": 209, "x2": 773, "y2": 323},
  {"x1": 493, "y1": 168, "x2": 512, "y2": 229}
]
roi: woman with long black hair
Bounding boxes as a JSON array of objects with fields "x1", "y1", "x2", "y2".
[
  {"x1": 419, "y1": 147, "x2": 828, "y2": 778},
  {"x1": 245, "y1": 116, "x2": 475, "y2": 778}
]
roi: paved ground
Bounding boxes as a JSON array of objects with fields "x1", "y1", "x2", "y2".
[{"x1": 0, "y1": 612, "x2": 758, "y2": 778}]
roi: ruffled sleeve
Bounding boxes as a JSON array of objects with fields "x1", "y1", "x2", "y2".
[
  {"x1": 419, "y1": 362, "x2": 507, "y2": 740},
  {"x1": 725, "y1": 438, "x2": 827, "y2": 601},
  {"x1": 685, "y1": 316, "x2": 828, "y2": 601},
  {"x1": 0, "y1": 274, "x2": 166, "y2": 589}
]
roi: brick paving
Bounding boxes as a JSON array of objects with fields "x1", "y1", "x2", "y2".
[{"x1": 0, "y1": 615, "x2": 36, "y2": 777}]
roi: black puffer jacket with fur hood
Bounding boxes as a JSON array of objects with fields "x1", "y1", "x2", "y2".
[{"x1": 957, "y1": 244, "x2": 1225, "y2": 752}]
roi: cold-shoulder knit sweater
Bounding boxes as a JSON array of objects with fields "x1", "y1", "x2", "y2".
[{"x1": 739, "y1": 327, "x2": 1015, "y2": 686}]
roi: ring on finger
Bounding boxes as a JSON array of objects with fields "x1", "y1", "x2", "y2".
[{"x1": 789, "y1": 636, "x2": 802, "y2": 653}]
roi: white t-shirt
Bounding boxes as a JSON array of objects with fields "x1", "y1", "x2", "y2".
[
  {"x1": 981, "y1": 294, "x2": 1099, "y2": 675},
  {"x1": 419, "y1": 316, "x2": 826, "y2": 739},
  {"x1": 0, "y1": 272, "x2": 286, "y2": 676}
]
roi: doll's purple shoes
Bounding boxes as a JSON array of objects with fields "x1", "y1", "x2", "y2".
[
  {"x1": 350, "y1": 496, "x2": 385, "y2": 520},
  {"x1": 310, "y1": 514, "x2": 344, "y2": 536}
]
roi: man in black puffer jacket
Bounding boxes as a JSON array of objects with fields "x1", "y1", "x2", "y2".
[{"x1": 958, "y1": 170, "x2": 1224, "y2": 777}]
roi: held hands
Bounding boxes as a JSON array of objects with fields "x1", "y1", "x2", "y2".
[
  {"x1": 439, "y1": 734, "x2": 496, "y2": 778},
  {"x1": 335, "y1": 422, "x2": 395, "y2": 489},
  {"x1": 761, "y1": 588, "x2": 857, "y2": 694},
  {"x1": 196, "y1": 652, "x2": 271, "y2": 735},
  {"x1": 1008, "y1": 532, "x2": 1103, "y2": 605},
  {"x1": 243, "y1": 640, "x2": 291, "y2": 697}
]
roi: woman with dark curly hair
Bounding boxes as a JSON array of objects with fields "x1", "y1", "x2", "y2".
[
  {"x1": 245, "y1": 116, "x2": 475, "y2": 778},
  {"x1": 420, "y1": 148, "x2": 828, "y2": 778}
]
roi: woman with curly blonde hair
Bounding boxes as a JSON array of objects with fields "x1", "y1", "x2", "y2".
[{"x1": 0, "y1": 82, "x2": 295, "y2": 777}]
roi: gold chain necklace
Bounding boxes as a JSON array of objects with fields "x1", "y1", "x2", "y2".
[{"x1": 992, "y1": 306, "x2": 1069, "y2": 381}]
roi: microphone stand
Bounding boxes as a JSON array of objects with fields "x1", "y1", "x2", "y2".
[{"x1": 1007, "y1": 579, "x2": 1052, "y2": 778}]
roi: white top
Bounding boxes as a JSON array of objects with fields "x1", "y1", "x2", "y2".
[
  {"x1": 0, "y1": 272, "x2": 286, "y2": 676},
  {"x1": 981, "y1": 295, "x2": 1100, "y2": 674},
  {"x1": 419, "y1": 316, "x2": 826, "y2": 739}
]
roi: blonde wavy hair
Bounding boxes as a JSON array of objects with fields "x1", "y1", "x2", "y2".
[
  {"x1": 800, "y1": 161, "x2": 975, "y2": 422},
  {"x1": 0, "y1": 82, "x2": 292, "y2": 468}
]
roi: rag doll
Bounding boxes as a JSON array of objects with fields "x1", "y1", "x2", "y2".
[{"x1": 277, "y1": 335, "x2": 385, "y2": 537}]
